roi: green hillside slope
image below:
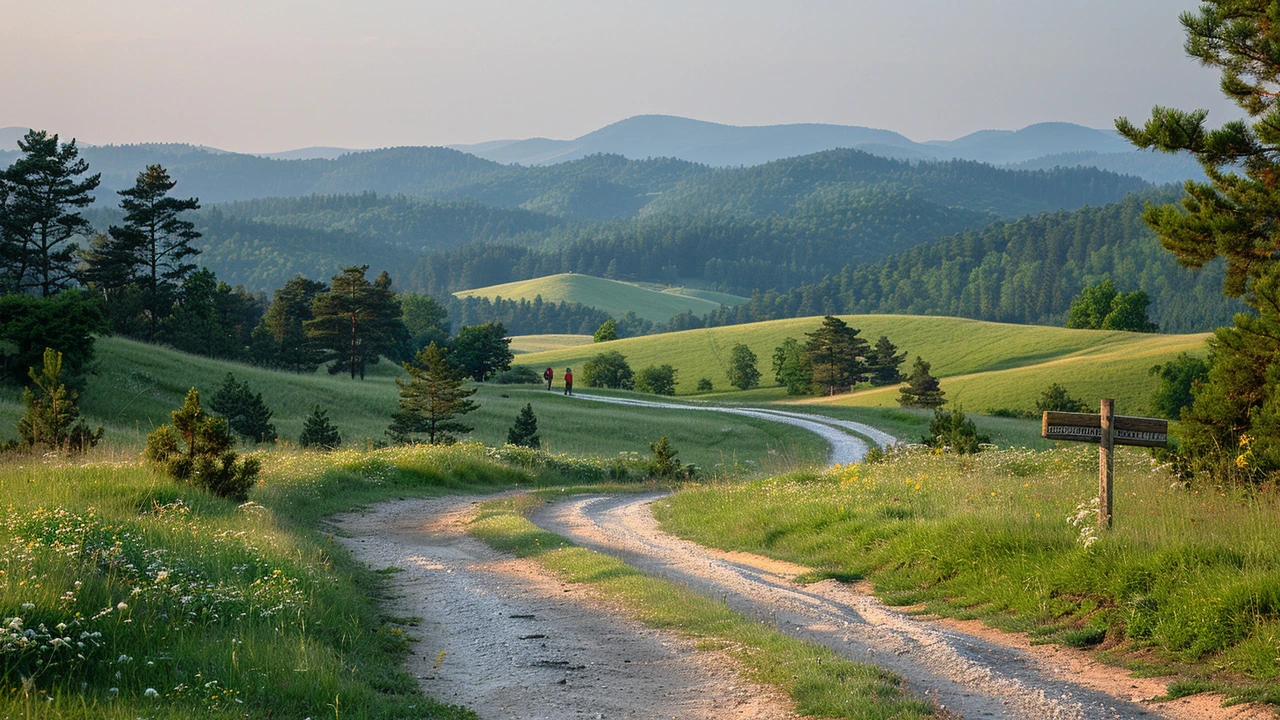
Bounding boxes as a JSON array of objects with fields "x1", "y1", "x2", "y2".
[
  {"x1": 454, "y1": 273, "x2": 746, "y2": 323},
  {"x1": 517, "y1": 314, "x2": 1209, "y2": 415}
]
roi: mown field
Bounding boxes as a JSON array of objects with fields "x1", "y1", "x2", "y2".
[
  {"x1": 517, "y1": 314, "x2": 1210, "y2": 415},
  {"x1": 452, "y1": 273, "x2": 746, "y2": 323},
  {"x1": 0, "y1": 336, "x2": 826, "y2": 471},
  {"x1": 656, "y1": 446, "x2": 1280, "y2": 706}
]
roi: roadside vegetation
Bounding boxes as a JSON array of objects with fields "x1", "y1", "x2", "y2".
[
  {"x1": 467, "y1": 494, "x2": 935, "y2": 720},
  {"x1": 656, "y1": 445, "x2": 1280, "y2": 705}
]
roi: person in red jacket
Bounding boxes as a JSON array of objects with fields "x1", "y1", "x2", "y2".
[
  {"x1": 563, "y1": 368, "x2": 573, "y2": 396},
  {"x1": 543, "y1": 367, "x2": 554, "y2": 391}
]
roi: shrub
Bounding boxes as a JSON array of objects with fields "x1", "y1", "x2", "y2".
[
  {"x1": 1036, "y1": 383, "x2": 1091, "y2": 413},
  {"x1": 583, "y1": 351, "x2": 634, "y2": 389},
  {"x1": 696, "y1": 378, "x2": 714, "y2": 392},
  {"x1": 649, "y1": 436, "x2": 685, "y2": 478},
  {"x1": 634, "y1": 364, "x2": 678, "y2": 395},
  {"x1": 299, "y1": 405, "x2": 342, "y2": 450},
  {"x1": 145, "y1": 388, "x2": 260, "y2": 501},
  {"x1": 490, "y1": 365, "x2": 542, "y2": 385},
  {"x1": 209, "y1": 373, "x2": 278, "y2": 443},
  {"x1": 920, "y1": 407, "x2": 990, "y2": 454}
]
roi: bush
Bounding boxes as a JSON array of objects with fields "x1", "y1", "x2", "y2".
[
  {"x1": 209, "y1": 373, "x2": 278, "y2": 443},
  {"x1": 583, "y1": 351, "x2": 634, "y2": 389},
  {"x1": 145, "y1": 388, "x2": 260, "y2": 501},
  {"x1": 490, "y1": 365, "x2": 542, "y2": 385},
  {"x1": 299, "y1": 405, "x2": 342, "y2": 450},
  {"x1": 649, "y1": 436, "x2": 693, "y2": 479},
  {"x1": 696, "y1": 378, "x2": 714, "y2": 392},
  {"x1": 634, "y1": 364, "x2": 678, "y2": 396},
  {"x1": 920, "y1": 407, "x2": 990, "y2": 454},
  {"x1": 1036, "y1": 383, "x2": 1091, "y2": 413}
]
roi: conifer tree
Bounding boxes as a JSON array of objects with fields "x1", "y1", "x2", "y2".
[
  {"x1": 593, "y1": 318, "x2": 618, "y2": 343},
  {"x1": 897, "y1": 356, "x2": 946, "y2": 409},
  {"x1": 254, "y1": 277, "x2": 327, "y2": 372},
  {"x1": 506, "y1": 403, "x2": 541, "y2": 448},
  {"x1": 16, "y1": 348, "x2": 103, "y2": 453},
  {"x1": 299, "y1": 405, "x2": 342, "y2": 450},
  {"x1": 804, "y1": 315, "x2": 869, "y2": 395},
  {"x1": 866, "y1": 335, "x2": 907, "y2": 386},
  {"x1": 726, "y1": 343, "x2": 761, "y2": 390},
  {"x1": 388, "y1": 343, "x2": 477, "y2": 444},
  {"x1": 209, "y1": 372, "x2": 278, "y2": 443},
  {"x1": 144, "y1": 388, "x2": 259, "y2": 501},
  {"x1": 0, "y1": 131, "x2": 100, "y2": 296},
  {"x1": 306, "y1": 266, "x2": 405, "y2": 379}
]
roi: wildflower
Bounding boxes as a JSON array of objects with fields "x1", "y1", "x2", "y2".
[
  {"x1": 116, "y1": 602, "x2": 128, "y2": 611},
  {"x1": 145, "y1": 688, "x2": 159, "y2": 698},
  {"x1": 21, "y1": 603, "x2": 34, "y2": 610}
]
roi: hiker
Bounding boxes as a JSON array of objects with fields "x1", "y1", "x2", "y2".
[
  {"x1": 563, "y1": 368, "x2": 573, "y2": 396},
  {"x1": 543, "y1": 367, "x2": 554, "y2": 391}
]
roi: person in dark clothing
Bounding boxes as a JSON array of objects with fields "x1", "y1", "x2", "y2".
[
  {"x1": 563, "y1": 368, "x2": 573, "y2": 396},
  {"x1": 543, "y1": 367, "x2": 554, "y2": 391}
]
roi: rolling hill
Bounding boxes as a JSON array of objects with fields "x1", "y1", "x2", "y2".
[
  {"x1": 453, "y1": 273, "x2": 747, "y2": 324},
  {"x1": 514, "y1": 314, "x2": 1209, "y2": 415}
]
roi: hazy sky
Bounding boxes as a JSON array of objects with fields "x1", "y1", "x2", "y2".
[{"x1": 1, "y1": 0, "x2": 1242, "y2": 153}]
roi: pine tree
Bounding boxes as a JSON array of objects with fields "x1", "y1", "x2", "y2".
[
  {"x1": 506, "y1": 403, "x2": 540, "y2": 448},
  {"x1": 1115, "y1": 3, "x2": 1280, "y2": 479},
  {"x1": 306, "y1": 266, "x2": 405, "y2": 379},
  {"x1": 145, "y1": 388, "x2": 259, "y2": 501},
  {"x1": 209, "y1": 373, "x2": 278, "y2": 443},
  {"x1": 648, "y1": 436, "x2": 684, "y2": 479},
  {"x1": 0, "y1": 131, "x2": 100, "y2": 296},
  {"x1": 299, "y1": 405, "x2": 342, "y2": 450},
  {"x1": 726, "y1": 343, "x2": 761, "y2": 390},
  {"x1": 255, "y1": 277, "x2": 327, "y2": 372},
  {"x1": 866, "y1": 335, "x2": 907, "y2": 386},
  {"x1": 593, "y1": 318, "x2": 618, "y2": 343},
  {"x1": 87, "y1": 165, "x2": 200, "y2": 340},
  {"x1": 16, "y1": 348, "x2": 103, "y2": 453},
  {"x1": 921, "y1": 407, "x2": 989, "y2": 454},
  {"x1": 388, "y1": 343, "x2": 478, "y2": 445},
  {"x1": 898, "y1": 356, "x2": 946, "y2": 409},
  {"x1": 804, "y1": 315, "x2": 869, "y2": 395}
]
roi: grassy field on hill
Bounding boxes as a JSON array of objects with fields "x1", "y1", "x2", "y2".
[
  {"x1": 0, "y1": 336, "x2": 825, "y2": 471},
  {"x1": 517, "y1": 315, "x2": 1210, "y2": 416},
  {"x1": 453, "y1": 273, "x2": 746, "y2": 323},
  {"x1": 509, "y1": 333, "x2": 594, "y2": 354},
  {"x1": 657, "y1": 446, "x2": 1280, "y2": 706}
]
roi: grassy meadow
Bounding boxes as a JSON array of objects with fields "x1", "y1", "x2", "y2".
[
  {"x1": 0, "y1": 335, "x2": 828, "y2": 471},
  {"x1": 519, "y1": 314, "x2": 1210, "y2": 415},
  {"x1": 0, "y1": 442, "x2": 632, "y2": 719},
  {"x1": 656, "y1": 446, "x2": 1280, "y2": 705},
  {"x1": 452, "y1": 273, "x2": 746, "y2": 323},
  {"x1": 508, "y1": 334, "x2": 593, "y2": 354}
]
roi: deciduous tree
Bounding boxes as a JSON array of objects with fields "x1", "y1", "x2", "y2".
[
  {"x1": 771, "y1": 337, "x2": 813, "y2": 395},
  {"x1": 451, "y1": 322, "x2": 513, "y2": 381},
  {"x1": 583, "y1": 351, "x2": 634, "y2": 389},
  {"x1": 726, "y1": 343, "x2": 761, "y2": 390}
]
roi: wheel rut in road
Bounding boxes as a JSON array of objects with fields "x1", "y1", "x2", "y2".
[{"x1": 527, "y1": 492, "x2": 1273, "y2": 720}]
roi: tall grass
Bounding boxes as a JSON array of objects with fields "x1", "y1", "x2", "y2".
[{"x1": 657, "y1": 446, "x2": 1280, "y2": 705}]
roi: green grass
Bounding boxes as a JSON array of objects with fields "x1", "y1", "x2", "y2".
[
  {"x1": 519, "y1": 314, "x2": 1210, "y2": 415},
  {"x1": 0, "y1": 336, "x2": 827, "y2": 471},
  {"x1": 466, "y1": 495, "x2": 934, "y2": 719},
  {"x1": 508, "y1": 334, "x2": 593, "y2": 354},
  {"x1": 656, "y1": 446, "x2": 1280, "y2": 706},
  {"x1": 452, "y1": 273, "x2": 746, "y2": 323}
]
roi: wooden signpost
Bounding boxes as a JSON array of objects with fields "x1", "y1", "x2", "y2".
[{"x1": 1042, "y1": 399, "x2": 1168, "y2": 529}]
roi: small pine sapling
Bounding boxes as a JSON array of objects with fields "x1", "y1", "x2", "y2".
[
  {"x1": 16, "y1": 347, "x2": 103, "y2": 453},
  {"x1": 506, "y1": 403, "x2": 541, "y2": 448},
  {"x1": 299, "y1": 405, "x2": 342, "y2": 450},
  {"x1": 145, "y1": 388, "x2": 260, "y2": 501},
  {"x1": 209, "y1": 372, "x2": 278, "y2": 443}
]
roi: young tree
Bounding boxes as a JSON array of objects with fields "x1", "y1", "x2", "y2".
[
  {"x1": 299, "y1": 405, "x2": 342, "y2": 450},
  {"x1": 451, "y1": 322, "x2": 514, "y2": 381},
  {"x1": 388, "y1": 343, "x2": 478, "y2": 445},
  {"x1": 635, "y1": 364, "x2": 678, "y2": 395},
  {"x1": 921, "y1": 407, "x2": 990, "y2": 454},
  {"x1": 144, "y1": 388, "x2": 259, "y2": 501},
  {"x1": 506, "y1": 403, "x2": 541, "y2": 448},
  {"x1": 1149, "y1": 353, "x2": 1210, "y2": 421},
  {"x1": 254, "y1": 277, "x2": 327, "y2": 372},
  {"x1": 898, "y1": 356, "x2": 946, "y2": 409},
  {"x1": 771, "y1": 337, "x2": 813, "y2": 395},
  {"x1": 209, "y1": 373, "x2": 278, "y2": 443},
  {"x1": 648, "y1": 436, "x2": 684, "y2": 479},
  {"x1": 804, "y1": 315, "x2": 869, "y2": 395},
  {"x1": 583, "y1": 351, "x2": 634, "y2": 389},
  {"x1": 1036, "y1": 383, "x2": 1090, "y2": 414},
  {"x1": 593, "y1": 318, "x2": 618, "y2": 343},
  {"x1": 0, "y1": 131, "x2": 100, "y2": 296},
  {"x1": 1115, "y1": 3, "x2": 1280, "y2": 479},
  {"x1": 725, "y1": 343, "x2": 761, "y2": 390},
  {"x1": 92, "y1": 165, "x2": 200, "y2": 340},
  {"x1": 866, "y1": 335, "x2": 908, "y2": 386},
  {"x1": 16, "y1": 348, "x2": 103, "y2": 453},
  {"x1": 306, "y1": 266, "x2": 405, "y2": 379}
]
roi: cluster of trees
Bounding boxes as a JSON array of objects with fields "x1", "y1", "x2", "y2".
[
  {"x1": 1065, "y1": 279, "x2": 1158, "y2": 332},
  {"x1": 771, "y1": 316, "x2": 909, "y2": 396}
]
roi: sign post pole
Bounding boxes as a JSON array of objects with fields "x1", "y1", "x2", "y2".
[{"x1": 1098, "y1": 398, "x2": 1114, "y2": 530}]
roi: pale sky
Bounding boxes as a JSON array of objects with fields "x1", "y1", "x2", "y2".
[{"x1": 1, "y1": 0, "x2": 1241, "y2": 154}]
